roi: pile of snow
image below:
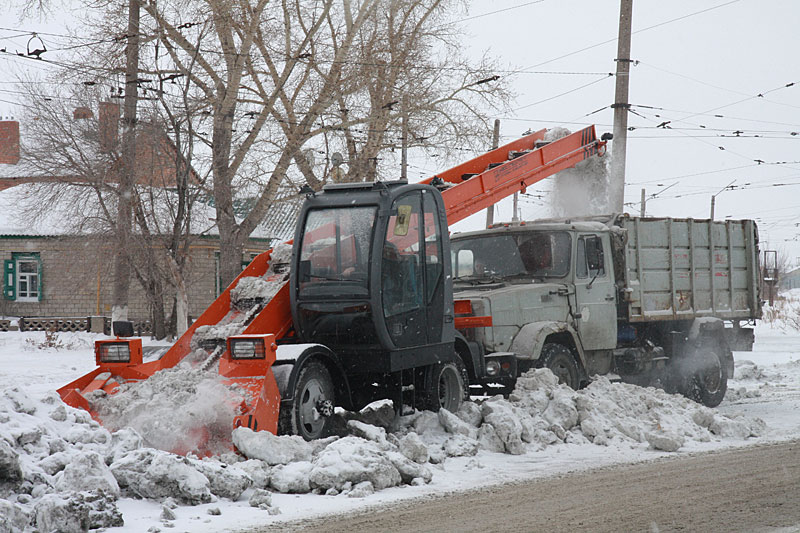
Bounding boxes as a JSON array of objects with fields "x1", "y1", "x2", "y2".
[
  {"x1": 389, "y1": 369, "x2": 765, "y2": 461},
  {"x1": 192, "y1": 243, "x2": 292, "y2": 347},
  {"x1": 725, "y1": 356, "x2": 799, "y2": 401},
  {"x1": 761, "y1": 289, "x2": 800, "y2": 332},
  {"x1": 0, "y1": 335, "x2": 774, "y2": 532},
  {"x1": 0, "y1": 385, "x2": 282, "y2": 532},
  {"x1": 224, "y1": 368, "x2": 766, "y2": 498},
  {"x1": 89, "y1": 366, "x2": 247, "y2": 456}
]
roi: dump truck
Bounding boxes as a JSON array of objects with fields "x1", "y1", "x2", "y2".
[{"x1": 449, "y1": 214, "x2": 761, "y2": 407}]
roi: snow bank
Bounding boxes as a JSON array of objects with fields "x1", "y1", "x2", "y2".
[
  {"x1": 0, "y1": 344, "x2": 775, "y2": 531},
  {"x1": 224, "y1": 369, "x2": 765, "y2": 500},
  {"x1": 0, "y1": 386, "x2": 266, "y2": 531},
  {"x1": 393, "y1": 369, "x2": 765, "y2": 463}
]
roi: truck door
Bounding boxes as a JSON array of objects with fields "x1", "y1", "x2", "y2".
[
  {"x1": 574, "y1": 234, "x2": 617, "y2": 350},
  {"x1": 382, "y1": 192, "x2": 426, "y2": 348}
]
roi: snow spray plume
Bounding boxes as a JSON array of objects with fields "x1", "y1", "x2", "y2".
[{"x1": 546, "y1": 128, "x2": 612, "y2": 218}]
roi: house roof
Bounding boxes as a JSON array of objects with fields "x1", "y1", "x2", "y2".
[
  {"x1": 0, "y1": 182, "x2": 302, "y2": 242},
  {"x1": 0, "y1": 113, "x2": 303, "y2": 243}
]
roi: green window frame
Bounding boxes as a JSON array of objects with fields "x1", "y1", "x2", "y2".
[{"x1": 3, "y1": 253, "x2": 42, "y2": 302}]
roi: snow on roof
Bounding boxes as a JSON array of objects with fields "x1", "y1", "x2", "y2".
[{"x1": 0, "y1": 182, "x2": 303, "y2": 241}]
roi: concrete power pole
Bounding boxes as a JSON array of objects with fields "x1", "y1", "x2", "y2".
[
  {"x1": 609, "y1": 0, "x2": 633, "y2": 213},
  {"x1": 401, "y1": 95, "x2": 408, "y2": 181},
  {"x1": 640, "y1": 188, "x2": 646, "y2": 217},
  {"x1": 485, "y1": 119, "x2": 500, "y2": 228},
  {"x1": 112, "y1": 0, "x2": 139, "y2": 327}
]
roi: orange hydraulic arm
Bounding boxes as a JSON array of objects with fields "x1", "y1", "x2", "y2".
[{"x1": 422, "y1": 126, "x2": 605, "y2": 225}]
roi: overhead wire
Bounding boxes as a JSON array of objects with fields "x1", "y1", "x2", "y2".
[{"x1": 523, "y1": 0, "x2": 741, "y2": 69}]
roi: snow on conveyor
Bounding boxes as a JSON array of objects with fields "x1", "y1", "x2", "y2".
[{"x1": 190, "y1": 243, "x2": 292, "y2": 347}]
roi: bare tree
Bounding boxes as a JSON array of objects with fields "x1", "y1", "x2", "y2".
[
  {"x1": 15, "y1": 73, "x2": 209, "y2": 338},
  {"x1": 141, "y1": 0, "x2": 511, "y2": 289}
]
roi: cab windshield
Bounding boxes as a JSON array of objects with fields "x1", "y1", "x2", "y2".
[
  {"x1": 451, "y1": 231, "x2": 571, "y2": 282},
  {"x1": 297, "y1": 206, "x2": 376, "y2": 298}
]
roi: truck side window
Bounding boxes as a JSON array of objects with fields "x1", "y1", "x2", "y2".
[
  {"x1": 422, "y1": 192, "x2": 443, "y2": 304},
  {"x1": 383, "y1": 194, "x2": 423, "y2": 317},
  {"x1": 577, "y1": 235, "x2": 605, "y2": 279}
]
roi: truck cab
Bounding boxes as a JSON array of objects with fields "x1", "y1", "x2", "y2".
[{"x1": 450, "y1": 221, "x2": 619, "y2": 388}]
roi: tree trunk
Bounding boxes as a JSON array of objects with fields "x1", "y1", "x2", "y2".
[{"x1": 166, "y1": 256, "x2": 189, "y2": 337}]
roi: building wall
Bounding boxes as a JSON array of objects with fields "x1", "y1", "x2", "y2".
[{"x1": 0, "y1": 235, "x2": 270, "y2": 321}]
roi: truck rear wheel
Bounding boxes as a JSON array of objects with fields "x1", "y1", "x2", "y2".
[
  {"x1": 679, "y1": 342, "x2": 728, "y2": 408},
  {"x1": 419, "y1": 359, "x2": 467, "y2": 413},
  {"x1": 537, "y1": 343, "x2": 580, "y2": 389},
  {"x1": 278, "y1": 360, "x2": 336, "y2": 440}
]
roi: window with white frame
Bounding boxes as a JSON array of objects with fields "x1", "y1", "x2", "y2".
[
  {"x1": 3, "y1": 253, "x2": 42, "y2": 302},
  {"x1": 16, "y1": 258, "x2": 39, "y2": 301}
]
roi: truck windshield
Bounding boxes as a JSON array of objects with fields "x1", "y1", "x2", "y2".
[
  {"x1": 297, "y1": 206, "x2": 376, "y2": 298},
  {"x1": 451, "y1": 231, "x2": 571, "y2": 281}
]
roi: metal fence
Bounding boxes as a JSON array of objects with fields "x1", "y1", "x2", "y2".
[{"x1": 0, "y1": 317, "x2": 153, "y2": 335}]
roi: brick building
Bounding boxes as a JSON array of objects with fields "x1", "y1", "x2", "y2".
[{"x1": 0, "y1": 113, "x2": 300, "y2": 326}]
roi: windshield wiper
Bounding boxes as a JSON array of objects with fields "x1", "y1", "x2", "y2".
[
  {"x1": 307, "y1": 273, "x2": 348, "y2": 282},
  {"x1": 453, "y1": 275, "x2": 505, "y2": 285}
]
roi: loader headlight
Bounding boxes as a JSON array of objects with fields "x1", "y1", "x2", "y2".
[
  {"x1": 486, "y1": 360, "x2": 501, "y2": 376},
  {"x1": 230, "y1": 339, "x2": 265, "y2": 360},
  {"x1": 97, "y1": 342, "x2": 131, "y2": 363}
]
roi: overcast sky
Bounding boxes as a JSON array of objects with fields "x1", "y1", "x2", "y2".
[
  {"x1": 453, "y1": 0, "x2": 800, "y2": 265},
  {"x1": 2, "y1": 0, "x2": 799, "y2": 264}
]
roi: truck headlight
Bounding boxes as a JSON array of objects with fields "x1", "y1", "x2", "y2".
[
  {"x1": 230, "y1": 339, "x2": 265, "y2": 359},
  {"x1": 97, "y1": 342, "x2": 131, "y2": 363},
  {"x1": 486, "y1": 360, "x2": 501, "y2": 376}
]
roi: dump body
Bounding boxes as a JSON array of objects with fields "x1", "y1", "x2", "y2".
[{"x1": 618, "y1": 217, "x2": 761, "y2": 322}]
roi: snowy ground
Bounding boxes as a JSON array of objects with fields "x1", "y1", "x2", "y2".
[{"x1": 1, "y1": 323, "x2": 799, "y2": 532}]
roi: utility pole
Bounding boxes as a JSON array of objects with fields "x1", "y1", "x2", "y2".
[
  {"x1": 400, "y1": 95, "x2": 408, "y2": 181},
  {"x1": 609, "y1": 0, "x2": 633, "y2": 213},
  {"x1": 113, "y1": 0, "x2": 139, "y2": 327},
  {"x1": 485, "y1": 119, "x2": 500, "y2": 228},
  {"x1": 640, "y1": 188, "x2": 646, "y2": 217},
  {"x1": 710, "y1": 179, "x2": 736, "y2": 220}
]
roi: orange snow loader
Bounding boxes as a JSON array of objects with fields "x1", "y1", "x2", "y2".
[{"x1": 58, "y1": 126, "x2": 609, "y2": 453}]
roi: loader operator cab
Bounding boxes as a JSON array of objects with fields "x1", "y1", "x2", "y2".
[{"x1": 290, "y1": 181, "x2": 455, "y2": 374}]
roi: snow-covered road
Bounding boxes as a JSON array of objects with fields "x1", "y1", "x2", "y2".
[{"x1": 0, "y1": 324, "x2": 798, "y2": 532}]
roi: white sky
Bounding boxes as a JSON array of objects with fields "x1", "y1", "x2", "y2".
[
  {"x1": 452, "y1": 0, "x2": 800, "y2": 266},
  {"x1": 1, "y1": 0, "x2": 799, "y2": 264}
]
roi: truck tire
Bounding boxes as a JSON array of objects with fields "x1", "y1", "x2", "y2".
[
  {"x1": 278, "y1": 360, "x2": 336, "y2": 440},
  {"x1": 418, "y1": 359, "x2": 468, "y2": 413},
  {"x1": 537, "y1": 343, "x2": 580, "y2": 389},
  {"x1": 679, "y1": 341, "x2": 728, "y2": 408}
]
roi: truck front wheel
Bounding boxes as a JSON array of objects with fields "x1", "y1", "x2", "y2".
[
  {"x1": 537, "y1": 343, "x2": 580, "y2": 389},
  {"x1": 278, "y1": 360, "x2": 336, "y2": 440},
  {"x1": 419, "y1": 359, "x2": 467, "y2": 413}
]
